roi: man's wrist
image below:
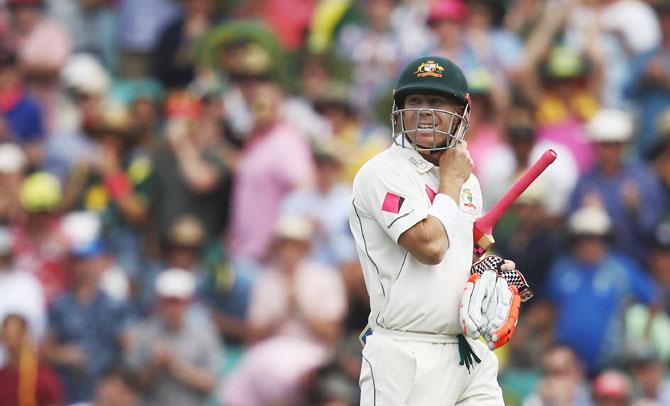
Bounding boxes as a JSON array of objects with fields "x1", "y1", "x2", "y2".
[{"x1": 427, "y1": 193, "x2": 462, "y2": 242}]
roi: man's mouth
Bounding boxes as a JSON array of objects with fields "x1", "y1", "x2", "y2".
[{"x1": 416, "y1": 123, "x2": 435, "y2": 130}]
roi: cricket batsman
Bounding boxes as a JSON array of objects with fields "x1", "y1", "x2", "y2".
[{"x1": 349, "y1": 55, "x2": 524, "y2": 405}]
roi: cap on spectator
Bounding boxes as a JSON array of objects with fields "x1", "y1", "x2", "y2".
[
  {"x1": 427, "y1": 0, "x2": 469, "y2": 24},
  {"x1": 19, "y1": 172, "x2": 62, "y2": 213},
  {"x1": 199, "y1": 21, "x2": 282, "y2": 81},
  {"x1": 275, "y1": 215, "x2": 314, "y2": 242},
  {"x1": 541, "y1": 47, "x2": 587, "y2": 80},
  {"x1": 168, "y1": 215, "x2": 206, "y2": 248},
  {"x1": 466, "y1": 67, "x2": 494, "y2": 95},
  {"x1": 165, "y1": 91, "x2": 203, "y2": 120},
  {"x1": 0, "y1": 144, "x2": 26, "y2": 173},
  {"x1": 312, "y1": 81, "x2": 352, "y2": 116},
  {"x1": 593, "y1": 370, "x2": 631, "y2": 399},
  {"x1": 95, "y1": 102, "x2": 131, "y2": 136},
  {"x1": 61, "y1": 211, "x2": 101, "y2": 249},
  {"x1": 515, "y1": 182, "x2": 545, "y2": 205},
  {"x1": 155, "y1": 268, "x2": 196, "y2": 299},
  {"x1": 585, "y1": 109, "x2": 634, "y2": 143},
  {"x1": 567, "y1": 206, "x2": 612, "y2": 237},
  {"x1": 70, "y1": 239, "x2": 105, "y2": 259},
  {"x1": 62, "y1": 54, "x2": 110, "y2": 97},
  {"x1": 0, "y1": 225, "x2": 14, "y2": 257},
  {"x1": 312, "y1": 140, "x2": 343, "y2": 166},
  {"x1": 654, "y1": 221, "x2": 670, "y2": 249}
]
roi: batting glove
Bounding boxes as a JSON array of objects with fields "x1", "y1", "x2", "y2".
[{"x1": 459, "y1": 269, "x2": 498, "y2": 340}]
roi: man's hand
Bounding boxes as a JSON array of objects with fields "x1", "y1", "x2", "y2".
[
  {"x1": 440, "y1": 140, "x2": 474, "y2": 183},
  {"x1": 460, "y1": 256, "x2": 528, "y2": 349},
  {"x1": 483, "y1": 282, "x2": 521, "y2": 350},
  {"x1": 460, "y1": 270, "x2": 498, "y2": 340}
]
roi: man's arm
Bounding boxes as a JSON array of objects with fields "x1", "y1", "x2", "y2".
[
  {"x1": 398, "y1": 142, "x2": 472, "y2": 265},
  {"x1": 398, "y1": 217, "x2": 452, "y2": 265}
]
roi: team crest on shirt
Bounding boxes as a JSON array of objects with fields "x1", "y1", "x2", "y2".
[
  {"x1": 461, "y1": 188, "x2": 477, "y2": 214},
  {"x1": 415, "y1": 60, "x2": 444, "y2": 78}
]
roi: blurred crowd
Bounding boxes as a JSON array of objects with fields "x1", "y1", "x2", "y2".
[{"x1": 0, "y1": 0, "x2": 668, "y2": 405}]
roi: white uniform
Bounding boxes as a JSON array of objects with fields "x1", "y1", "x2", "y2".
[{"x1": 349, "y1": 143, "x2": 503, "y2": 405}]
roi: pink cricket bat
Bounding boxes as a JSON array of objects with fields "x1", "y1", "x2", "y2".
[{"x1": 472, "y1": 149, "x2": 557, "y2": 261}]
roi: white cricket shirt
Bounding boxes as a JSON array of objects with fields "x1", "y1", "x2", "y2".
[{"x1": 349, "y1": 143, "x2": 483, "y2": 336}]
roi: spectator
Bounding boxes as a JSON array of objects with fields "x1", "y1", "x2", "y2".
[
  {"x1": 281, "y1": 144, "x2": 357, "y2": 269},
  {"x1": 310, "y1": 81, "x2": 387, "y2": 184},
  {"x1": 94, "y1": 365, "x2": 140, "y2": 406},
  {"x1": 125, "y1": 268, "x2": 220, "y2": 406},
  {"x1": 524, "y1": 45, "x2": 600, "y2": 172},
  {"x1": 152, "y1": 0, "x2": 219, "y2": 89},
  {"x1": 59, "y1": 210, "x2": 130, "y2": 303},
  {"x1": 568, "y1": 109, "x2": 667, "y2": 263},
  {"x1": 44, "y1": 53, "x2": 110, "y2": 178},
  {"x1": 46, "y1": 0, "x2": 119, "y2": 71},
  {"x1": 59, "y1": 101, "x2": 152, "y2": 278},
  {"x1": 43, "y1": 237, "x2": 132, "y2": 403},
  {"x1": 478, "y1": 105, "x2": 578, "y2": 217},
  {"x1": 221, "y1": 215, "x2": 347, "y2": 405},
  {"x1": 0, "y1": 48, "x2": 45, "y2": 168},
  {"x1": 0, "y1": 143, "x2": 27, "y2": 223},
  {"x1": 336, "y1": 0, "x2": 410, "y2": 122},
  {"x1": 624, "y1": 1, "x2": 670, "y2": 158},
  {"x1": 535, "y1": 206, "x2": 660, "y2": 376},
  {"x1": 627, "y1": 343, "x2": 670, "y2": 404},
  {"x1": 0, "y1": 225, "x2": 45, "y2": 368},
  {"x1": 466, "y1": 0, "x2": 526, "y2": 78},
  {"x1": 118, "y1": 0, "x2": 179, "y2": 78},
  {"x1": 523, "y1": 344, "x2": 593, "y2": 406},
  {"x1": 12, "y1": 172, "x2": 68, "y2": 304},
  {"x1": 0, "y1": 313, "x2": 62, "y2": 406},
  {"x1": 464, "y1": 67, "x2": 507, "y2": 171},
  {"x1": 226, "y1": 43, "x2": 314, "y2": 265},
  {"x1": 5, "y1": 0, "x2": 72, "y2": 131},
  {"x1": 592, "y1": 370, "x2": 632, "y2": 406},
  {"x1": 150, "y1": 91, "x2": 233, "y2": 244},
  {"x1": 567, "y1": 0, "x2": 661, "y2": 108}
]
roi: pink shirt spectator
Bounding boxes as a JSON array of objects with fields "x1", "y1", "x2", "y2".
[
  {"x1": 537, "y1": 118, "x2": 594, "y2": 173},
  {"x1": 17, "y1": 19, "x2": 71, "y2": 69},
  {"x1": 229, "y1": 123, "x2": 314, "y2": 262},
  {"x1": 468, "y1": 124, "x2": 503, "y2": 176},
  {"x1": 248, "y1": 261, "x2": 347, "y2": 347},
  {"x1": 221, "y1": 261, "x2": 346, "y2": 405}
]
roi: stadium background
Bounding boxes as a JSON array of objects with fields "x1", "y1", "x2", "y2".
[{"x1": 0, "y1": 0, "x2": 669, "y2": 404}]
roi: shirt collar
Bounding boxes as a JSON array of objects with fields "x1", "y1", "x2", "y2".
[{"x1": 391, "y1": 142, "x2": 434, "y2": 174}]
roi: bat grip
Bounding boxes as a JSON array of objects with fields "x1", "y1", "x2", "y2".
[{"x1": 477, "y1": 149, "x2": 557, "y2": 234}]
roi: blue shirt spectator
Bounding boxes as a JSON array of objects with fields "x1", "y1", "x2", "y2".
[
  {"x1": 47, "y1": 291, "x2": 131, "y2": 403},
  {"x1": 2, "y1": 91, "x2": 45, "y2": 144},
  {"x1": 546, "y1": 252, "x2": 658, "y2": 374},
  {"x1": 568, "y1": 162, "x2": 666, "y2": 262},
  {"x1": 569, "y1": 109, "x2": 667, "y2": 263},
  {"x1": 624, "y1": 49, "x2": 670, "y2": 158}
]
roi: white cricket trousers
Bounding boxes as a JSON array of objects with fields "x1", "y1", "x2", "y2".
[{"x1": 359, "y1": 329, "x2": 504, "y2": 405}]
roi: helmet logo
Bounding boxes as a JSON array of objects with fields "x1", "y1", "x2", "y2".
[{"x1": 415, "y1": 60, "x2": 444, "y2": 78}]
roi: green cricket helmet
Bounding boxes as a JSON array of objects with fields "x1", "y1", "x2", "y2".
[{"x1": 392, "y1": 55, "x2": 471, "y2": 152}]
